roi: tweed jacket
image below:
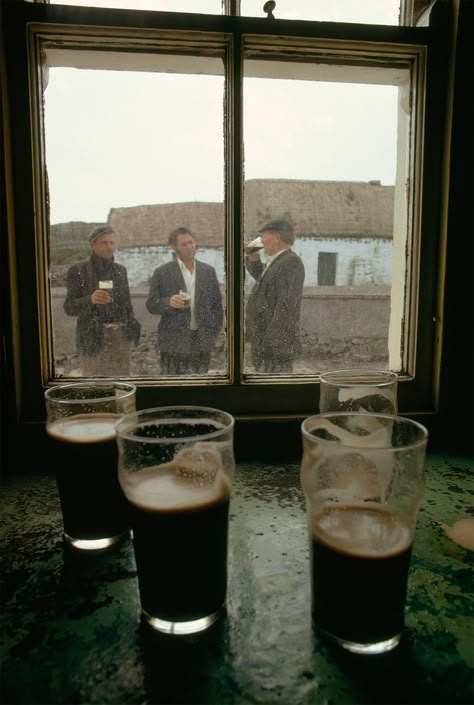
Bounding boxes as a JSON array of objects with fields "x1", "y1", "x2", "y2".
[
  {"x1": 146, "y1": 258, "x2": 223, "y2": 353},
  {"x1": 245, "y1": 248, "x2": 305, "y2": 364}
]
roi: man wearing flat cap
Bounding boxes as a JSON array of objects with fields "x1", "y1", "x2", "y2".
[
  {"x1": 63, "y1": 225, "x2": 141, "y2": 376},
  {"x1": 245, "y1": 219, "x2": 305, "y2": 373}
]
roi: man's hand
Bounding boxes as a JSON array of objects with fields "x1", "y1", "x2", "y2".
[
  {"x1": 246, "y1": 251, "x2": 261, "y2": 263},
  {"x1": 91, "y1": 289, "x2": 112, "y2": 305},
  {"x1": 170, "y1": 294, "x2": 187, "y2": 309}
]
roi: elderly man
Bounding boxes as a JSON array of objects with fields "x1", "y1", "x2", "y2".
[
  {"x1": 245, "y1": 219, "x2": 305, "y2": 373},
  {"x1": 146, "y1": 227, "x2": 223, "y2": 375},
  {"x1": 63, "y1": 225, "x2": 140, "y2": 376}
]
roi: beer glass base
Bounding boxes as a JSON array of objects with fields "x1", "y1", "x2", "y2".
[
  {"x1": 142, "y1": 606, "x2": 225, "y2": 635},
  {"x1": 319, "y1": 627, "x2": 402, "y2": 655},
  {"x1": 64, "y1": 530, "x2": 130, "y2": 551}
]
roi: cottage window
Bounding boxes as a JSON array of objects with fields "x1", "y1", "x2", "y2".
[
  {"x1": 1, "y1": 0, "x2": 457, "y2": 425},
  {"x1": 317, "y1": 253, "x2": 337, "y2": 286}
]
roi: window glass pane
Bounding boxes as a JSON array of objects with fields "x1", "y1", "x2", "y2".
[
  {"x1": 44, "y1": 55, "x2": 226, "y2": 379},
  {"x1": 241, "y1": 0, "x2": 400, "y2": 25},
  {"x1": 243, "y1": 64, "x2": 406, "y2": 377},
  {"x1": 47, "y1": 0, "x2": 223, "y2": 13}
]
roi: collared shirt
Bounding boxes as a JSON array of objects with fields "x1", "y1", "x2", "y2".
[{"x1": 178, "y1": 258, "x2": 198, "y2": 330}]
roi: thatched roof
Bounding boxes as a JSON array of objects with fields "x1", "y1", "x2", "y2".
[
  {"x1": 244, "y1": 179, "x2": 394, "y2": 240},
  {"x1": 107, "y1": 180, "x2": 394, "y2": 247},
  {"x1": 51, "y1": 180, "x2": 394, "y2": 251},
  {"x1": 109, "y1": 202, "x2": 224, "y2": 248}
]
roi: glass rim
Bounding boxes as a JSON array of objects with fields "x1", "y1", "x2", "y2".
[
  {"x1": 44, "y1": 381, "x2": 136, "y2": 404},
  {"x1": 301, "y1": 412, "x2": 428, "y2": 450},
  {"x1": 319, "y1": 368, "x2": 398, "y2": 387},
  {"x1": 114, "y1": 405, "x2": 235, "y2": 443}
]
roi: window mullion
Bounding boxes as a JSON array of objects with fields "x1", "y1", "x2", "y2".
[{"x1": 227, "y1": 30, "x2": 243, "y2": 385}]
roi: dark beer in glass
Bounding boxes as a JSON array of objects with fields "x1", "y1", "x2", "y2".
[
  {"x1": 116, "y1": 408, "x2": 235, "y2": 635},
  {"x1": 45, "y1": 382, "x2": 136, "y2": 550},
  {"x1": 311, "y1": 504, "x2": 412, "y2": 647},
  {"x1": 300, "y1": 412, "x2": 427, "y2": 654}
]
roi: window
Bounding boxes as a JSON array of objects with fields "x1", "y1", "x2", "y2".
[
  {"x1": 44, "y1": 53, "x2": 228, "y2": 380},
  {"x1": 43, "y1": 0, "x2": 224, "y2": 14},
  {"x1": 45, "y1": 0, "x2": 403, "y2": 25},
  {"x1": 1, "y1": 0, "x2": 456, "y2": 422},
  {"x1": 318, "y1": 253, "x2": 337, "y2": 286},
  {"x1": 240, "y1": 0, "x2": 401, "y2": 24}
]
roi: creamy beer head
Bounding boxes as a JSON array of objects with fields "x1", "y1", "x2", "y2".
[
  {"x1": 245, "y1": 236, "x2": 264, "y2": 253},
  {"x1": 121, "y1": 443, "x2": 228, "y2": 511},
  {"x1": 47, "y1": 413, "x2": 118, "y2": 443},
  {"x1": 312, "y1": 504, "x2": 411, "y2": 558}
]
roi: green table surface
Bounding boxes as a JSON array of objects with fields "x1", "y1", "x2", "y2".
[{"x1": 1, "y1": 454, "x2": 473, "y2": 705}]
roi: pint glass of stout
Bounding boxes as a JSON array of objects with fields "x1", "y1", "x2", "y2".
[
  {"x1": 300, "y1": 412, "x2": 427, "y2": 655},
  {"x1": 45, "y1": 382, "x2": 136, "y2": 551},
  {"x1": 99, "y1": 279, "x2": 114, "y2": 301},
  {"x1": 115, "y1": 406, "x2": 235, "y2": 635},
  {"x1": 178, "y1": 289, "x2": 191, "y2": 308},
  {"x1": 319, "y1": 369, "x2": 398, "y2": 415}
]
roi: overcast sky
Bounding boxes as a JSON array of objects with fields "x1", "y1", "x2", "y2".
[
  {"x1": 44, "y1": 0, "x2": 400, "y2": 224},
  {"x1": 51, "y1": 0, "x2": 399, "y2": 24}
]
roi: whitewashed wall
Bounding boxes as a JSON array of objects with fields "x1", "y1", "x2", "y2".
[
  {"x1": 293, "y1": 237, "x2": 392, "y2": 287},
  {"x1": 115, "y1": 237, "x2": 392, "y2": 289},
  {"x1": 114, "y1": 245, "x2": 224, "y2": 288}
]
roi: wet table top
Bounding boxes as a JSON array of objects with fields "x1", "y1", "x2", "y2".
[{"x1": 1, "y1": 454, "x2": 473, "y2": 705}]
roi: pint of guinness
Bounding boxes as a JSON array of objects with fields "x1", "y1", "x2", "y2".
[
  {"x1": 115, "y1": 406, "x2": 235, "y2": 635},
  {"x1": 300, "y1": 412, "x2": 427, "y2": 655},
  {"x1": 45, "y1": 382, "x2": 136, "y2": 551}
]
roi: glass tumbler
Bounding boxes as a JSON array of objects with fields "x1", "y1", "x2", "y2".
[
  {"x1": 300, "y1": 411, "x2": 427, "y2": 654},
  {"x1": 45, "y1": 381, "x2": 136, "y2": 550},
  {"x1": 115, "y1": 405, "x2": 235, "y2": 635},
  {"x1": 319, "y1": 368, "x2": 398, "y2": 414}
]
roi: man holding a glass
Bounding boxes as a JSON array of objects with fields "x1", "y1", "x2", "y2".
[
  {"x1": 63, "y1": 225, "x2": 141, "y2": 377},
  {"x1": 245, "y1": 219, "x2": 305, "y2": 374}
]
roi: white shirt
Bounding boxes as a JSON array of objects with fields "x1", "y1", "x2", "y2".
[
  {"x1": 261, "y1": 248, "x2": 287, "y2": 278},
  {"x1": 178, "y1": 258, "x2": 198, "y2": 330}
]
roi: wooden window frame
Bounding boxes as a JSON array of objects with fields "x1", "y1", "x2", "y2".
[{"x1": 1, "y1": 0, "x2": 468, "y2": 459}]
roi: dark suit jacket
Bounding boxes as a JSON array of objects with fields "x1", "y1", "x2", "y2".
[
  {"x1": 146, "y1": 258, "x2": 223, "y2": 353},
  {"x1": 245, "y1": 249, "x2": 305, "y2": 364},
  {"x1": 63, "y1": 256, "x2": 140, "y2": 356}
]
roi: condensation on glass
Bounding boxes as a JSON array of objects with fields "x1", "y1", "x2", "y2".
[
  {"x1": 40, "y1": 44, "x2": 227, "y2": 380},
  {"x1": 242, "y1": 40, "x2": 423, "y2": 377},
  {"x1": 32, "y1": 25, "x2": 425, "y2": 384}
]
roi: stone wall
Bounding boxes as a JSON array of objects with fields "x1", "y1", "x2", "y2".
[{"x1": 300, "y1": 287, "x2": 390, "y2": 366}]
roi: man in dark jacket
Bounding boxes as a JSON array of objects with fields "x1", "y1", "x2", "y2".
[
  {"x1": 146, "y1": 227, "x2": 223, "y2": 375},
  {"x1": 63, "y1": 225, "x2": 141, "y2": 376},
  {"x1": 245, "y1": 219, "x2": 305, "y2": 373}
]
